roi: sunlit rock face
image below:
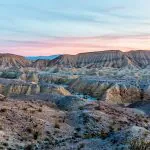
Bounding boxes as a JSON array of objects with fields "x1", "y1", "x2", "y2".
[
  {"x1": 0, "y1": 78, "x2": 71, "y2": 97},
  {"x1": 103, "y1": 84, "x2": 141, "y2": 104},
  {"x1": 69, "y1": 77, "x2": 142, "y2": 104},
  {"x1": 20, "y1": 72, "x2": 39, "y2": 83},
  {"x1": 69, "y1": 77, "x2": 111, "y2": 99},
  {"x1": 40, "y1": 84, "x2": 71, "y2": 96},
  {"x1": 0, "y1": 79, "x2": 40, "y2": 96}
]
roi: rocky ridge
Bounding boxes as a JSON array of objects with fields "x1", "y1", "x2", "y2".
[
  {"x1": 0, "y1": 53, "x2": 31, "y2": 69},
  {"x1": 47, "y1": 50, "x2": 150, "y2": 68}
]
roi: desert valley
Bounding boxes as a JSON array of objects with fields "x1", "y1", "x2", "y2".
[{"x1": 0, "y1": 50, "x2": 150, "y2": 149}]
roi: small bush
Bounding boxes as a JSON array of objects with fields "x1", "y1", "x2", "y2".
[
  {"x1": 2, "y1": 142, "x2": 8, "y2": 147},
  {"x1": 0, "y1": 108, "x2": 7, "y2": 113},
  {"x1": 75, "y1": 127, "x2": 81, "y2": 132},
  {"x1": 79, "y1": 106, "x2": 84, "y2": 110},
  {"x1": 100, "y1": 130, "x2": 109, "y2": 139},
  {"x1": 22, "y1": 107, "x2": 27, "y2": 111},
  {"x1": 54, "y1": 122, "x2": 60, "y2": 129},
  {"x1": 37, "y1": 108, "x2": 42, "y2": 112},
  {"x1": 26, "y1": 127, "x2": 32, "y2": 133},
  {"x1": 33, "y1": 131, "x2": 40, "y2": 140}
]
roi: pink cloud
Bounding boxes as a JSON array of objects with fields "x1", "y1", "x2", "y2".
[{"x1": 0, "y1": 34, "x2": 149, "y2": 56}]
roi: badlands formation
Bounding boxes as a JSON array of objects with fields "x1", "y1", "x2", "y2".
[{"x1": 0, "y1": 50, "x2": 150, "y2": 149}]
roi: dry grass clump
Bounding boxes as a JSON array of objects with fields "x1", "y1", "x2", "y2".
[{"x1": 129, "y1": 138, "x2": 150, "y2": 150}]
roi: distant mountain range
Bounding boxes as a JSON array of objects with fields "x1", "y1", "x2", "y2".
[
  {"x1": 48, "y1": 50, "x2": 150, "y2": 68},
  {"x1": 0, "y1": 50, "x2": 150, "y2": 69},
  {"x1": 26, "y1": 55, "x2": 60, "y2": 61}
]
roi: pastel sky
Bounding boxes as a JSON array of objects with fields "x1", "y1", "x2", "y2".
[{"x1": 0, "y1": 0, "x2": 150, "y2": 56}]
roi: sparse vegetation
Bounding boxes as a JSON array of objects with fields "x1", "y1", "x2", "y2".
[
  {"x1": 0, "y1": 108, "x2": 7, "y2": 113},
  {"x1": 129, "y1": 138, "x2": 150, "y2": 150},
  {"x1": 37, "y1": 108, "x2": 42, "y2": 112},
  {"x1": 33, "y1": 131, "x2": 40, "y2": 140},
  {"x1": 54, "y1": 121, "x2": 60, "y2": 129},
  {"x1": 100, "y1": 130, "x2": 109, "y2": 140}
]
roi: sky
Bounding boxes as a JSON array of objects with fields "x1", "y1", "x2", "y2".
[{"x1": 0, "y1": 0, "x2": 150, "y2": 56}]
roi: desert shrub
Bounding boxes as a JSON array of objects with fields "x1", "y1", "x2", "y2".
[
  {"x1": 78, "y1": 106, "x2": 84, "y2": 110},
  {"x1": 75, "y1": 127, "x2": 81, "y2": 132},
  {"x1": 129, "y1": 138, "x2": 150, "y2": 150},
  {"x1": 78, "y1": 143, "x2": 85, "y2": 150},
  {"x1": 100, "y1": 130, "x2": 109, "y2": 140},
  {"x1": 33, "y1": 131, "x2": 40, "y2": 140},
  {"x1": 2, "y1": 142, "x2": 8, "y2": 147},
  {"x1": 74, "y1": 132, "x2": 81, "y2": 138},
  {"x1": 54, "y1": 121, "x2": 60, "y2": 129},
  {"x1": 24, "y1": 144, "x2": 34, "y2": 150},
  {"x1": 37, "y1": 108, "x2": 42, "y2": 112},
  {"x1": 0, "y1": 108, "x2": 7, "y2": 113},
  {"x1": 83, "y1": 133, "x2": 93, "y2": 139},
  {"x1": 22, "y1": 107, "x2": 27, "y2": 111},
  {"x1": 26, "y1": 127, "x2": 32, "y2": 133}
]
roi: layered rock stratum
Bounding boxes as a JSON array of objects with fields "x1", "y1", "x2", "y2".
[
  {"x1": 45, "y1": 50, "x2": 150, "y2": 68},
  {"x1": 0, "y1": 53, "x2": 31, "y2": 68}
]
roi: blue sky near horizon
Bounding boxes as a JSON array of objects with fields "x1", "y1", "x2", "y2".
[{"x1": 0, "y1": 0, "x2": 150, "y2": 56}]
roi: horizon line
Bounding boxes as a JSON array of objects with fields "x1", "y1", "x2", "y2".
[{"x1": 0, "y1": 49, "x2": 150, "y2": 57}]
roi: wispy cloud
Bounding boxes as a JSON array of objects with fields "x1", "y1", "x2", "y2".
[
  {"x1": 0, "y1": 0, "x2": 149, "y2": 55},
  {"x1": 0, "y1": 34, "x2": 149, "y2": 55}
]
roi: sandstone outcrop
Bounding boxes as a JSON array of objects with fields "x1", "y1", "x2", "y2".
[
  {"x1": 40, "y1": 84, "x2": 71, "y2": 96},
  {"x1": 103, "y1": 84, "x2": 141, "y2": 104},
  {"x1": 0, "y1": 78, "x2": 71, "y2": 97},
  {"x1": 0, "y1": 79, "x2": 40, "y2": 96},
  {"x1": 69, "y1": 77, "x2": 112, "y2": 99}
]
